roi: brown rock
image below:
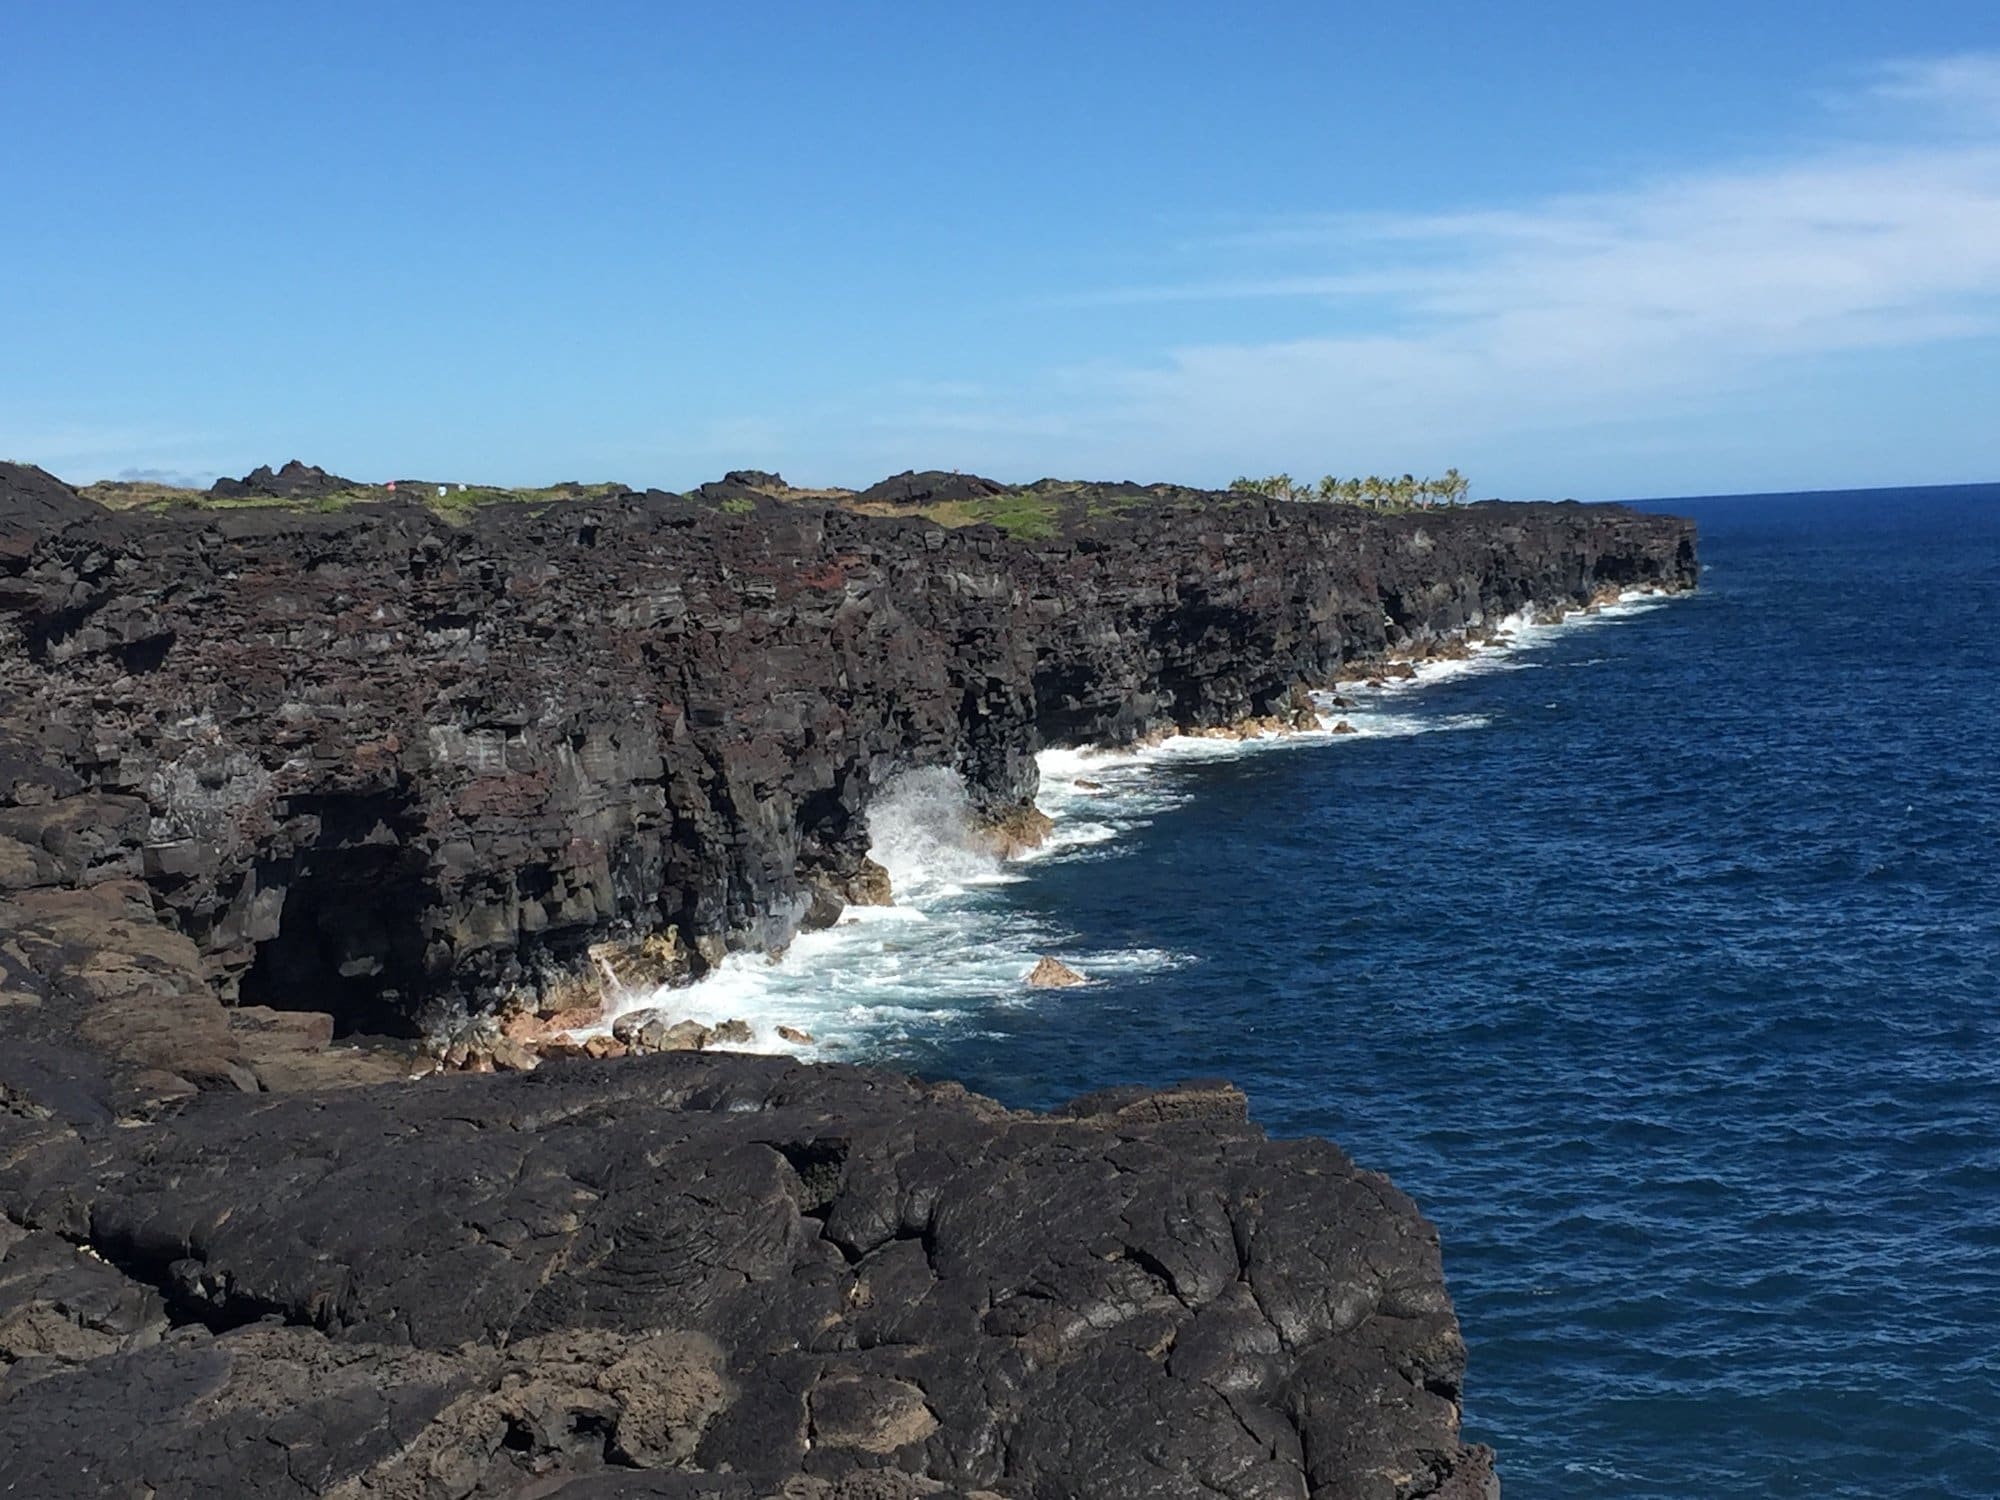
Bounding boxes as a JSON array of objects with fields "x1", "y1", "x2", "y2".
[
  {"x1": 776, "y1": 1025, "x2": 815, "y2": 1045},
  {"x1": 487, "y1": 1038, "x2": 538, "y2": 1073},
  {"x1": 1329, "y1": 720, "x2": 1357, "y2": 735},
  {"x1": 845, "y1": 858, "x2": 893, "y2": 907},
  {"x1": 807, "y1": 1374, "x2": 939, "y2": 1454},
  {"x1": 977, "y1": 804, "x2": 1055, "y2": 860},
  {"x1": 706, "y1": 1018, "x2": 752, "y2": 1047},
  {"x1": 1027, "y1": 956, "x2": 1086, "y2": 988},
  {"x1": 611, "y1": 1007, "x2": 672, "y2": 1045},
  {"x1": 499, "y1": 1010, "x2": 546, "y2": 1043}
]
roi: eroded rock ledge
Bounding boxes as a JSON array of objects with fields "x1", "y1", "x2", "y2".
[{"x1": 0, "y1": 1054, "x2": 1496, "y2": 1500}]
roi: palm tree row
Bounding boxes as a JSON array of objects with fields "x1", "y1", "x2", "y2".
[{"x1": 1229, "y1": 469, "x2": 1470, "y2": 510}]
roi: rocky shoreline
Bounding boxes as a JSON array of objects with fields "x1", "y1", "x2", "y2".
[{"x1": 0, "y1": 460, "x2": 1696, "y2": 1497}]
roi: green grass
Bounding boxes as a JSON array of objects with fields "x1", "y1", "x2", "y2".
[
  {"x1": 910, "y1": 490, "x2": 1061, "y2": 540},
  {"x1": 77, "y1": 474, "x2": 1253, "y2": 539},
  {"x1": 80, "y1": 479, "x2": 628, "y2": 522}
]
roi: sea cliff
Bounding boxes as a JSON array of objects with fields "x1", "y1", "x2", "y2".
[
  {"x1": 0, "y1": 467, "x2": 1695, "y2": 1035},
  {"x1": 0, "y1": 461, "x2": 1696, "y2": 1498}
]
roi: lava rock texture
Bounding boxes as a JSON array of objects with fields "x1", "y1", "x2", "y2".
[
  {"x1": 0, "y1": 468, "x2": 1695, "y2": 1037},
  {"x1": 0, "y1": 1053, "x2": 1497, "y2": 1500},
  {"x1": 0, "y1": 460, "x2": 1696, "y2": 1496}
]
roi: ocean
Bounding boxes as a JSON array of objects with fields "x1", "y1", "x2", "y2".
[{"x1": 627, "y1": 484, "x2": 2000, "y2": 1498}]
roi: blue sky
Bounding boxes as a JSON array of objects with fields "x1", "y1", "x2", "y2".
[{"x1": 5, "y1": 3, "x2": 1998, "y2": 498}]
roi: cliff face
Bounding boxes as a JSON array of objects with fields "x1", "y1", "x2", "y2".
[{"x1": 0, "y1": 477, "x2": 1695, "y2": 1036}]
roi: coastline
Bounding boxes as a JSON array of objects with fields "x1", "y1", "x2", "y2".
[
  {"x1": 566, "y1": 579, "x2": 1696, "y2": 1066},
  {"x1": 0, "y1": 463, "x2": 1692, "y2": 1497}
]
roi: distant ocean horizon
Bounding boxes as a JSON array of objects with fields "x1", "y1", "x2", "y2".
[{"x1": 654, "y1": 481, "x2": 1998, "y2": 1497}]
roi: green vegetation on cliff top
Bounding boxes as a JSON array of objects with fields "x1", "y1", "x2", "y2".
[{"x1": 74, "y1": 468, "x2": 1473, "y2": 538}]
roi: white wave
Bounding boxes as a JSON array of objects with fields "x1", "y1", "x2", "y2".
[
  {"x1": 864, "y1": 766, "x2": 1001, "y2": 897},
  {"x1": 1322, "y1": 709, "x2": 1494, "y2": 738},
  {"x1": 600, "y1": 583, "x2": 1679, "y2": 1061}
]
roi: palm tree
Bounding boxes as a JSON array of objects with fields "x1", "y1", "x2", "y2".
[{"x1": 1441, "y1": 467, "x2": 1467, "y2": 505}]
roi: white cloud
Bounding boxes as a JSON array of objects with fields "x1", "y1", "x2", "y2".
[
  {"x1": 1868, "y1": 52, "x2": 2000, "y2": 128},
  {"x1": 881, "y1": 54, "x2": 2000, "y2": 490}
]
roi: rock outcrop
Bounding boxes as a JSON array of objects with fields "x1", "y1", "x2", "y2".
[
  {"x1": 853, "y1": 470, "x2": 1008, "y2": 509},
  {"x1": 0, "y1": 462, "x2": 103, "y2": 551},
  {"x1": 1026, "y1": 956, "x2": 1086, "y2": 988},
  {"x1": 0, "y1": 478, "x2": 1695, "y2": 1037},
  {"x1": 209, "y1": 459, "x2": 359, "y2": 500},
  {"x1": 0, "y1": 1054, "x2": 1498, "y2": 1499}
]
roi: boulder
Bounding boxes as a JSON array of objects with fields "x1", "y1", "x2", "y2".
[
  {"x1": 1026, "y1": 956, "x2": 1086, "y2": 988},
  {"x1": 977, "y1": 804, "x2": 1055, "y2": 860},
  {"x1": 614, "y1": 1009, "x2": 715, "y2": 1054},
  {"x1": 0, "y1": 462, "x2": 103, "y2": 559}
]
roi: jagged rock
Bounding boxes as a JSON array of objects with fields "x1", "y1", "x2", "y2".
[
  {"x1": 208, "y1": 459, "x2": 356, "y2": 500},
  {"x1": 0, "y1": 1053, "x2": 1500, "y2": 1498},
  {"x1": 611, "y1": 1007, "x2": 676, "y2": 1046},
  {"x1": 851, "y1": 469, "x2": 1005, "y2": 508},
  {"x1": 0, "y1": 462, "x2": 103, "y2": 560},
  {"x1": 846, "y1": 858, "x2": 893, "y2": 907},
  {"x1": 486, "y1": 1036, "x2": 539, "y2": 1073},
  {"x1": 776, "y1": 1025, "x2": 814, "y2": 1045},
  {"x1": 1026, "y1": 956, "x2": 1085, "y2": 988},
  {"x1": 0, "y1": 473, "x2": 1695, "y2": 1494},
  {"x1": 1330, "y1": 720, "x2": 1357, "y2": 734},
  {"x1": 614, "y1": 1009, "x2": 714, "y2": 1054},
  {"x1": 976, "y1": 805, "x2": 1054, "y2": 860}
]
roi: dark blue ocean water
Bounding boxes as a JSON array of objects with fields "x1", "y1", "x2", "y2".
[{"x1": 895, "y1": 486, "x2": 2000, "y2": 1498}]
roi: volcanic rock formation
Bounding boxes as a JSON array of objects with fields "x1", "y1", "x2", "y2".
[
  {"x1": 209, "y1": 459, "x2": 359, "y2": 500},
  {"x1": 0, "y1": 1057, "x2": 1499, "y2": 1499},
  {"x1": 0, "y1": 471, "x2": 1695, "y2": 1038}
]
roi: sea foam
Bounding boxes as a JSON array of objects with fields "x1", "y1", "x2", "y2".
[{"x1": 619, "y1": 586, "x2": 1681, "y2": 1057}]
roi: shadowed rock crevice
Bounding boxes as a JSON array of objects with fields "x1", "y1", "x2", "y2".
[{"x1": 237, "y1": 788, "x2": 434, "y2": 1037}]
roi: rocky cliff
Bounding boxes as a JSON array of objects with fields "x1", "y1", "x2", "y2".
[
  {"x1": 0, "y1": 460, "x2": 1695, "y2": 1498},
  {"x1": 0, "y1": 465, "x2": 1695, "y2": 1040}
]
